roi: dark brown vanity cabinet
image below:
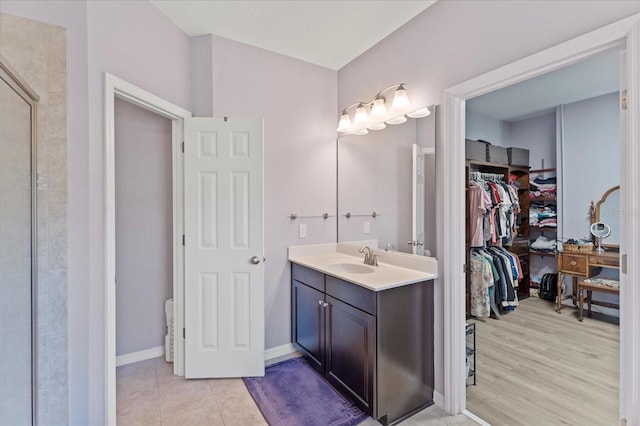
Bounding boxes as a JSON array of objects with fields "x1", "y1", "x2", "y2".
[{"x1": 291, "y1": 263, "x2": 434, "y2": 425}]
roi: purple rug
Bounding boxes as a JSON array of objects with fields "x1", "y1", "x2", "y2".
[{"x1": 243, "y1": 357, "x2": 368, "y2": 426}]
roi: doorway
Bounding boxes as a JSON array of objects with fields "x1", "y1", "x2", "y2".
[
  {"x1": 104, "y1": 73, "x2": 190, "y2": 426},
  {"x1": 442, "y1": 14, "x2": 640, "y2": 424},
  {"x1": 463, "y1": 48, "x2": 621, "y2": 424},
  {"x1": 114, "y1": 98, "x2": 174, "y2": 366}
]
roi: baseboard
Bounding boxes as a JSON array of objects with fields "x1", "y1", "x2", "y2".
[
  {"x1": 116, "y1": 346, "x2": 164, "y2": 367},
  {"x1": 463, "y1": 409, "x2": 492, "y2": 426},
  {"x1": 433, "y1": 391, "x2": 444, "y2": 408},
  {"x1": 264, "y1": 343, "x2": 299, "y2": 365}
]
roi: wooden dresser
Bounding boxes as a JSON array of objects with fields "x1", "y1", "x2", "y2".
[{"x1": 556, "y1": 250, "x2": 620, "y2": 312}]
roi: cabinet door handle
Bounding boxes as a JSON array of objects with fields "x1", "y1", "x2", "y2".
[
  {"x1": 318, "y1": 300, "x2": 323, "y2": 305},
  {"x1": 570, "y1": 261, "x2": 577, "y2": 266},
  {"x1": 322, "y1": 302, "x2": 329, "y2": 308}
]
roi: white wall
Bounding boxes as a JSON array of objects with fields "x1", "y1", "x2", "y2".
[
  {"x1": 114, "y1": 98, "x2": 173, "y2": 356},
  {"x1": 338, "y1": 0, "x2": 640, "y2": 398}
]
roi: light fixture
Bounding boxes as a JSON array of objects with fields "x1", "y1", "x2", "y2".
[
  {"x1": 354, "y1": 103, "x2": 369, "y2": 124},
  {"x1": 336, "y1": 83, "x2": 431, "y2": 135},
  {"x1": 391, "y1": 84, "x2": 410, "y2": 112},
  {"x1": 336, "y1": 111, "x2": 352, "y2": 132}
]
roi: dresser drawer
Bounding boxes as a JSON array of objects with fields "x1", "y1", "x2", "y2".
[
  {"x1": 560, "y1": 254, "x2": 587, "y2": 275},
  {"x1": 589, "y1": 255, "x2": 619, "y2": 268}
]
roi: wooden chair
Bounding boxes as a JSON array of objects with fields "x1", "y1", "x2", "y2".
[{"x1": 578, "y1": 277, "x2": 619, "y2": 321}]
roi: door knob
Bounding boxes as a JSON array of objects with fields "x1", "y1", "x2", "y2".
[{"x1": 250, "y1": 256, "x2": 261, "y2": 265}]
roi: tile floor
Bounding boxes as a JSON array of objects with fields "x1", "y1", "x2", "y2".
[{"x1": 116, "y1": 357, "x2": 479, "y2": 425}]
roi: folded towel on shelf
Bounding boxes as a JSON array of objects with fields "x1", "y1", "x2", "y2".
[{"x1": 531, "y1": 235, "x2": 557, "y2": 251}]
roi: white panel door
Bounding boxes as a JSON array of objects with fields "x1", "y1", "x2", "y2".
[
  {"x1": 412, "y1": 144, "x2": 425, "y2": 255},
  {"x1": 184, "y1": 117, "x2": 264, "y2": 378}
]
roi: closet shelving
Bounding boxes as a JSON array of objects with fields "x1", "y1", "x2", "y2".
[
  {"x1": 465, "y1": 160, "x2": 531, "y2": 319},
  {"x1": 529, "y1": 168, "x2": 558, "y2": 259}
]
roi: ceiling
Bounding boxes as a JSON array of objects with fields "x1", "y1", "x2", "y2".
[
  {"x1": 150, "y1": 0, "x2": 436, "y2": 70},
  {"x1": 467, "y1": 48, "x2": 620, "y2": 122}
]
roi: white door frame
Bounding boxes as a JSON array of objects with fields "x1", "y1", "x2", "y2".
[
  {"x1": 442, "y1": 14, "x2": 640, "y2": 424},
  {"x1": 104, "y1": 73, "x2": 191, "y2": 426}
]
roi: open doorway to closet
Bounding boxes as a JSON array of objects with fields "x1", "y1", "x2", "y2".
[
  {"x1": 463, "y1": 48, "x2": 622, "y2": 425},
  {"x1": 114, "y1": 99, "x2": 174, "y2": 367}
]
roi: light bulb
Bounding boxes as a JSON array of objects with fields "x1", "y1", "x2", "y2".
[
  {"x1": 368, "y1": 122, "x2": 386, "y2": 130},
  {"x1": 354, "y1": 103, "x2": 368, "y2": 124},
  {"x1": 407, "y1": 107, "x2": 431, "y2": 118},
  {"x1": 370, "y1": 98, "x2": 387, "y2": 120},
  {"x1": 336, "y1": 112, "x2": 352, "y2": 132},
  {"x1": 391, "y1": 84, "x2": 410, "y2": 112}
]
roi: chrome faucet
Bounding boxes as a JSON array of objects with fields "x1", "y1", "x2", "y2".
[
  {"x1": 359, "y1": 246, "x2": 378, "y2": 266},
  {"x1": 385, "y1": 243, "x2": 396, "y2": 252}
]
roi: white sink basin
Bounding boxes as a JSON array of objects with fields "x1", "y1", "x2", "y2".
[{"x1": 327, "y1": 262, "x2": 375, "y2": 274}]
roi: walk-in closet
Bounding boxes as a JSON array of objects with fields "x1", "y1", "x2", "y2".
[{"x1": 462, "y1": 48, "x2": 622, "y2": 425}]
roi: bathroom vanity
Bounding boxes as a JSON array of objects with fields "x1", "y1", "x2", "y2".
[{"x1": 288, "y1": 243, "x2": 437, "y2": 425}]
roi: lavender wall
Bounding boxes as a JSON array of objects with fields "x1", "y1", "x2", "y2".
[
  {"x1": 562, "y1": 92, "x2": 620, "y2": 241},
  {"x1": 208, "y1": 35, "x2": 338, "y2": 350},
  {"x1": 2, "y1": 0, "x2": 639, "y2": 422},
  {"x1": 466, "y1": 110, "x2": 505, "y2": 146},
  {"x1": 0, "y1": 2, "x2": 89, "y2": 424},
  {"x1": 338, "y1": 0, "x2": 640, "y2": 398},
  {"x1": 85, "y1": 2, "x2": 192, "y2": 422},
  {"x1": 508, "y1": 112, "x2": 557, "y2": 170},
  {"x1": 114, "y1": 98, "x2": 173, "y2": 357},
  {"x1": 0, "y1": 1, "x2": 193, "y2": 423}
]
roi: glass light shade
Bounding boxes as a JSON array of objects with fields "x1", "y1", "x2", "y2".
[
  {"x1": 391, "y1": 85, "x2": 410, "y2": 112},
  {"x1": 368, "y1": 122, "x2": 386, "y2": 130},
  {"x1": 354, "y1": 103, "x2": 369, "y2": 124},
  {"x1": 386, "y1": 115, "x2": 407, "y2": 125},
  {"x1": 336, "y1": 112, "x2": 352, "y2": 132},
  {"x1": 407, "y1": 107, "x2": 431, "y2": 118},
  {"x1": 370, "y1": 98, "x2": 387, "y2": 120},
  {"x1": 353, "y1": 128, "x2": 369, "y2": 135}
]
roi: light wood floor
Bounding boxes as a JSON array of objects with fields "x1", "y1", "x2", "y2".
[{"x1": 466, "y1": 297, "x2": 619, "y2": 426}]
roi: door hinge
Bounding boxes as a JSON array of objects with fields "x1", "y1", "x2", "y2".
[
  {"x1": 182, "y1": 234, "x2": 185, "y2": 246},
  {"x1": 621, "y1": 89, "x2": 627, "y2": 110},
  {"x1": 183, "y1": 328, "x2": 185, "y2": 339},
  {"x1": 181, "y1": 141, "x2": 184, "y2": 153}
]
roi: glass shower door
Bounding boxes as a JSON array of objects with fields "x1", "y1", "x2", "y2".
[{"x1": 0, "y1": 62, "x2": 37, "y2": 425}]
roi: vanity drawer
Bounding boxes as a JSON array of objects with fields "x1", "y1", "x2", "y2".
[
  {"x1": 292, "y1": 264, "x2": 325, "y2": 292},
  {"x1": 560, "y1": 254, "x2": 587, "y2": 275},
  {"x1": 590, "y1": 256, "x2": 619, "y2": 268},
  {"x1": 326, "y1": 276, "x2": 376, "y2": 316}
]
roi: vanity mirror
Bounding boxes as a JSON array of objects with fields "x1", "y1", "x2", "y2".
[
  {"x1": 337, "y1": 106, "x2": 436, "y2": 255},
  {"x1": 590, "y1": 185, "x2": 620, "y2": 248}
]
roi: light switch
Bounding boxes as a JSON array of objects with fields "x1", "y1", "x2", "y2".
[
  {"x1": 364, "y1": 221, "x2": 371, "y2": 234},
  {"x1": 298, "y1": 224, "x2": 307, "y2": 239}
]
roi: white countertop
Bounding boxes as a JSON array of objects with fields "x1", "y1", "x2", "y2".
[{"x1": 288, "y1": 242, "x2": 437, "y2": 292}]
